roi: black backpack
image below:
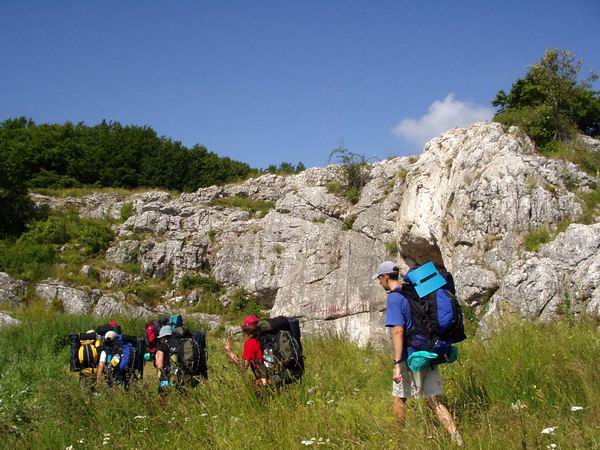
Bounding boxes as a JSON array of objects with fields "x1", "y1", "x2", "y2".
[
  {"x1": 257, "y1": 316, "x2": 304, "y2": 382},
  {"x1": 169, "y1": 328, "x2": 208, "y2": 378},
  {"x1": 400, "y1": 283, "x2": 466, "y2": 350}
]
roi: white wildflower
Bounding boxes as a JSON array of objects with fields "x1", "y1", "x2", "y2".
[
  {"x1": 200, "y1": 413, "x2": 208, "y2": 417},
  {"x1": 134, "y1": 415, "x2": 147, "y2": 419},
  {"x1": 326, "y1": 399, "x2": 335, "y2": 405},
  {"x1": 511, "y1": 400, "x2": 527, "y2": 411},
  {"x1": 547, "y1": 444, "x2": 557, "y2": 449},
  {"x1": 570, "y1": 406, "x2": 584, "y2": 412},
  {"x1": 301, "y1": 439, "x2": 314, "y2": 446},
  {"x1": 65, "y1": 446, "x2": 73, "y2": 450},
  {"x1": 541, "y1": 427, "x2": 557, "y2": 435},
  {"x1": 306, "y1": 400, "x2": 314, "y2": 405},
  {"x1": 307, "y1": 387, "x2": 316, "y2": 394}
]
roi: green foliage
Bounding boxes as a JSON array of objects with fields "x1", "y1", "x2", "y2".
[
  {"x1": 272, "y1": 243, "x2": 284, "y2": 255},
  {"x1": 385, "y1": 240, "x2": 399, "y2": 256},
  {"x1": 396, "y1": 168, "x2": 409, "y2": 182},
  {"x1": 73, "y1": 220, "x2": 114, "y2": 256},
  {"x1": 209, "y1": 196, "x2": 275, "y2": 216},
  {"x1": 0, "y1": 149, "x2": 38, "y2": 237},
  {"x1": 124, "y1": 280, "x2": 163, "y2": 306},
  {"x1": 493, "y1": 49, "x2": 600, "y2": 147},
  {"x1": 524, "y1": 226, "x2": 551, "y2": 252},
  {"x1": 266, "y1": 161, "x2": 306, "y2": 175},
  {"x1": 119, "y1": 202, "x2": 134, "y2": 222},
  {"x1": 578, "y1": 184, "x2": 600, "y2": 224},
  {"x1": 0, "y1": 213, "x2": 114, "y2": 281},
  {"x1": 341, "y1": 215, "x2": 356, "y2": 231},
  {"x1": 325, "y1": 180, "x2": 342, "y2": 195},
  {"x1": 0, "y1": 118, "x2": 256, "y2": 193},
  {"x1": 226, "y1": 288, "x2": 261, "y2": 319},
  {"x1": 0, "y1": 313, "x2": 599, "y2": 449},
  {"x1": 207, "y1": 228, "x2": 216, "y2": 242},
  {"x1": 328, "y1": 146, "x2": 370, "y2": 204},
  {"x1": 541, "y1": 140, "x2": 600, "y2": 176}
]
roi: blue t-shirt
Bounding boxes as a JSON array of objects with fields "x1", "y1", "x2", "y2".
[{"x1": 385, "y1": 289, "x2": 413, "y2": 361}]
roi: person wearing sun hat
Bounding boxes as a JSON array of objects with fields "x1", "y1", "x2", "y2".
[
  {"x1": 224, "y1": 315, "x2": 268, "y2": 386},
  {"x1": 154, "y1": 325, "x2": 174, "y2": 394}
]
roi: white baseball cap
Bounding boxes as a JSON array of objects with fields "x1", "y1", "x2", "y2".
[{"x1": 372, "y1": 261, "x2": 399, "y2": 280}]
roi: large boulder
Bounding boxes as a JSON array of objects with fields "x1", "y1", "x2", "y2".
[
  {"x1": 35, "y1": 281, "x2": 100, "y2": 314},
  {"x1": 93, "y1": 294, "x2": 153, "y2": 318},
  {"x1": 0, "y1": 312, "x2": 21, "y2": 329},
  {"x1": 0, "y1": 272, "x2": 28, "y2": 308}
]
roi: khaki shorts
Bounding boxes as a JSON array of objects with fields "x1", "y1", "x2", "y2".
[{"x1": 392, "y1": 361, "x2": 443, "y2": 398}]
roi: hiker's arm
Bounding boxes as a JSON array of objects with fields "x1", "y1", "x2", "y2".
[
  {"x1": 96, "y1": 361, "x2": 104, "y2": 383},
  {"x1": 155, "y1": 351, "x2": 164, "y2": 371},
  {"x1": 391, "y1": 326, "x2": 404, "y2": 383},
  {"x1": 224, "y1": 339, "x2": 246, "y2": 370}
]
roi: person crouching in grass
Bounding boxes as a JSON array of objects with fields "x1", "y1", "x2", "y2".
[{"x1": 224, "y1": 315, "x2": 269, "y2": 386}]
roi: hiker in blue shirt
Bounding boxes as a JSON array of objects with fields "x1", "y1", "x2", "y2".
[{"x1": 373, "y1": 261, "x2": 462, "y2": 446}]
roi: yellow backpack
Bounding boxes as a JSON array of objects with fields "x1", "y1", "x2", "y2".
[{"x1": 77, "y1": 335, "x2": 102, "y2": 375}]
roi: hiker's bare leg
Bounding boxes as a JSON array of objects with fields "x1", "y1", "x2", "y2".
[
  {"x1": 392, "y1": 397, "x2": 407, "y2": 428},
  {"x1": 425, "y1": 396, "x2": 457, "y2": 434}
]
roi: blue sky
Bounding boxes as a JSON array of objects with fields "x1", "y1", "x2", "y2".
[{"x1": 1, "y1": 1, "x2": 599, "y2": 169}]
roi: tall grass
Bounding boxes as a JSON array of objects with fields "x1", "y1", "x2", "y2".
[{"x1": 0, "y1": 310, "x2": 598, "y2": 449}]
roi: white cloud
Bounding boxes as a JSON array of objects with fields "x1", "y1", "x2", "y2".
[{"x1": 391, "y1": 93, "x2": 494, "y2": 147}]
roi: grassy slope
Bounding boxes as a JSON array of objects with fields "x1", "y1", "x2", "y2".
[{"x1": 0, "y1": 308, "x2": 598, "y2": 449}]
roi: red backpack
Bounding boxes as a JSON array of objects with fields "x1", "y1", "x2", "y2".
[{"x1": 144, "y1": 317, "x2": 169, "y2": 356}]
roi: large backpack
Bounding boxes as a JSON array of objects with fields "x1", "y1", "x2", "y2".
[
  {"x1": 69, "y1": 331, "x2": 101, "y2": 375},
  {"x1": 401, "y1": 263, "x2": 466, "y2": 369},
  {"x1": 103, "y1": 334, "x2": 139, "y2": 386},
  {"x1": 257, "y1": 316, "x2": 304, "y2": 383},
  {"x1": 168, "y1": 328, "x2": 208, "y2": 379},
  {"x1": 144, "y1": 317, "x2": 169, "y2": 357}
]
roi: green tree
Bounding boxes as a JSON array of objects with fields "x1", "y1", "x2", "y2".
[
  {"x1": 493, "y1": 49, "x2": 600, "y2": 147},
  {"x1": 328, "y1": 146, "x2": 370, "y2": 204}
]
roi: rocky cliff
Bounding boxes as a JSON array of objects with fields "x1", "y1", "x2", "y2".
[{"x1": 4, "y1": 122, "x2": 598, "y2": 344}]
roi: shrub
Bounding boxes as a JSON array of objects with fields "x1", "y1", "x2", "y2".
[
  {"x1": 328, "y1": 147, "x2": 370, "y2": 204},
  {"x1": 120, "y1": 202, "x2": 134, "y2": 222},
  {"x1": 325, "y1": 181, "x2": 342, "y2": 195},
  {"x1": 75, "y1": 220, "x2": 114, "y2": 256},
  {"x1": 541, "y1": 140, "x2": 600, "y2": 176},
  {"x1": 385, "y1": 240, "x2": 399, "y2": 256},
  {"x1": 226, "y1": 288, "x2": 261, "y2": 319},
  {"x1": 0, "y1": 239, "x2": 56, "y2": 281},
  {"x1": 524, "y1": 226, "x2": 551, "y2": 252},
  {"x1": 207, "y1": 228, "x2": 216, "y2": 241},
  {"x1": 273, "y1": 244, "x2": 284, "y2": 255}
]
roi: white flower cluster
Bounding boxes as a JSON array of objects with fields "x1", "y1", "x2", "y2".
[{"x1": 301, "y1": 437, "x2": 330, "y2": 446}]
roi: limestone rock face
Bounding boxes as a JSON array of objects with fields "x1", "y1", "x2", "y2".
[
  {"x1": 93, "y1": 294, "x2": 153, "y2": 318},
  {"x1": 0, "y1": 312, "x2": 21, "y2": 329},
  {"x1": 35, "y1": 280, "x2": 100, "y2": 314},
  {"x1": 29, "y1": 123, "x2": 599, "y2": 345},
  {"x1": 481, "y1": 223, "x2": 600, "y2": 333},
  {"x1": 0, "y1": 272, "x2": 28, "y2": 308}
]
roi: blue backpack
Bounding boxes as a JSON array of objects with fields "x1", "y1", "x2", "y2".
[{"x1": 401, "y1": 263, "x2": 466, "y2": 370}]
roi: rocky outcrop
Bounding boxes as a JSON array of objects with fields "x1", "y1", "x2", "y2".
[
  {"x1": 36, "y1": 281, "x2": 101, "y2": 314},
  {"x1": 28, "y1": 122, "x2": 599, "y2": 345},
  {"x1": 481, "y1": 222, "x2": 600, "y2": 333},
  {"x1": 93, "y1": 294, "x2": 153, "y2": 318},
  {"x1": 0, "y1": 272, "x2": 28, "y2": 308},
  {"x1": 0, "y1": 312, "x2": 21, "y2": 329}
]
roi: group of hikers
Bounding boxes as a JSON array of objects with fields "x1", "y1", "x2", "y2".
[
  {"x1": 69, "y1": 313, "x2": 304, "y2": 396},
  {"x1": 68, "y1": 260, "x2": 464, "y2": 445}
]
